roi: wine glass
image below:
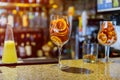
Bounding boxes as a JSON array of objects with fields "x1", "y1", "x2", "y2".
[
  {"x1": 97, "y1": 21, "x2": 117, "y2": 63},
  {"x1": 49, "y1": 15, "x2": 71, "y2": 69}
]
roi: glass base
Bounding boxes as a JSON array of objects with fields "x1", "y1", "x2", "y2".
[
  {"x1": 100, "y1": 58, "x2": 113, "y2": 63},
  {"x1": 58, "y1": 64, "x2": 69, "y2": 70},
  {"x1": 51, "y1": 64, "x2": 69, "y2": 70},
  {"x1": 83, "y1": 59, "x2": 97, "y2": 63}
]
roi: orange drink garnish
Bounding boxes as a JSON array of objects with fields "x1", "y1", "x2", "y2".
[
  {"x1": 98, "y1": 21, "x2": 117, "y2": 45},
  {"x1": 50, "y1": 18, "x2": 69, "y2": 36},
  {"x1": 50, "y1": 36, "x2": 62, "y2": 46},
  {"x1": 50, "y1": 15, "x2": 70, "y2": 47},
  {"x1": 56, "y1": 19, "x2": 67, "y2": 31},
  {"x1": 98, "y1": 32, "x2": 107, "y2": 44}
]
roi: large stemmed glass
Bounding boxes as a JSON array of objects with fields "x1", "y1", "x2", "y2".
[
  {"x1": 49, "y1": 15, "x2": 71, "y2": 69},
  {"x1": 97, "y1": 21, "x2": 117, "y2": 63}
]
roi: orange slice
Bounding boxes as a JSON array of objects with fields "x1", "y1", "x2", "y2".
[
  {"x1": 101, "y1": 22, "x2": 105, "y2": 31},
  {"x1": 52, "y1": 27, "x2": 69, "y2": 36},
  {"x1": 55, "y1": 19, "x2": 67, "y2": 31},
  {"x1": 50, "y1": 36, "x2": 62, "y2": 46},
  {"x1": 50, "y1": 20, "x2": 57, "y2": 28},
  {"x1": 108, "y1": 21, "x2": 113, "y2": 27},
  {"x1": 50, "y1": 24, "x2": 69, "y2": 36},
  {"x1": 58, "y1": 26, "x2": 69, "y2": 36},
  {"x1": 98, "y1": 32, "x2": 107, "y2": 44}
]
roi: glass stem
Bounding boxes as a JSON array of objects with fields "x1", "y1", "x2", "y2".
[
  {"x1": 105, "y1": 46, "x2": 110, "y2": 62},
  {"x1": 58, "y1": 46, "x2": 62, "y2": 68}
]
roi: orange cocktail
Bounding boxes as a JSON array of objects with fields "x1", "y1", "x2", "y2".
[
  {"x1": 49, "y1": 15, "x2": 70, "y2": 69},
  {"x1": 97, "y1": 21, "x2": 117, "y2": 62},
  {"x1": 50, "y1": 18, "x2": 69, "y2": 47},
  {"x1": 98, "y1": 21, "x2": 117, "y2": 45}
]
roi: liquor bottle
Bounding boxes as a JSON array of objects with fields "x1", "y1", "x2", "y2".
[
  {"x1": 37, "y1": 49, "x2": 43, "y2": 57},
  {"x1": 30, "y1": 34, "x2": 37, "y2": 57},
  {"x1": 14, "y1": 6, "x2": 22, "y2": 29},
  {"x1": 0, "y1": 11, "x2": 7, "y2": 27},
  {"x1": 22, "y1": 8, "x2": 29, "y2": 28},
  {"x1": 34, "y1": 7, "x2": 41, "y2": 28},
  {"x1": 21, "y1": 33, "x2": 25, "y2": 42},
  {"x1": 26, "y1": 33, "x2": 30, "y2": 41},
  {"x1": 113, "y1": 0, "x2": 119, "y2": 7},
  {"x1": 78, "y1": 16, "x2": 82, "y2": 35},
  {"x1": 42, "y1": 44, "x2": 51, "y2": 57},
  {"x1": 25, "y1": 33, "x2": 32, "y2": 57},
  {"x1": 25, "y1": 42, "x2": 32, "y2": 57},
  {"x1": 18, "y1": 43, "x2": 26, "y2": 58},
  {"x1": 7, "y1": 10, "x2": 14, "y2": 28},
  {"x1": 41, "y1": 11, "x2": 47, "y2": 28},
  {"x1": 28, "y1": 7, "x2": 34, "y2": 28}
]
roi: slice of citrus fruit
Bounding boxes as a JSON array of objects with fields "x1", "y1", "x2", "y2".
[
  {"x1": 50, "y1": 36, "x2": 62, "y2": 46},
  {"x1": 55, "y1": 19, "x2": 67, "y2": 31},
  {"x1": 50, "y1": 20, "x2": 57, "y2": 26},
  {"x1": 98, "y1": 32, "x2": 107, "y2": 44},
  {"x1": 58, "y1": 26, "x2": 69, "y2": 36},
  {"x1": 50, "y1": 24, "x2": 69, "y2": 36}
]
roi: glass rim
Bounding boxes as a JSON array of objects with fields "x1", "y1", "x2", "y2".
[
  {"x1": 51, "y1": 15, "x2": 68, "y2": 19},
  {"x1": 100, "y1": 21, "x2": 116, "y2": 25},
  {"x1": 83, "y1": 43, "x2": 99, "y2": 46}
]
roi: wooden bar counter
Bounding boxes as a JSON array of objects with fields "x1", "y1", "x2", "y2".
[{"x1": 0, "y1": 58, "x2": 120, "y2": 80}]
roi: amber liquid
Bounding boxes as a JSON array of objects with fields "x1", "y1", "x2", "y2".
[
  {"x1": 97, "y1": 21, "x2": 117, "y2": 46},
  {"x1": 50, "y1": 19, "x2": 69, "y2": 46},
  {"x1": 83, "y1": 54, "x2": 96, "y2": 63}
]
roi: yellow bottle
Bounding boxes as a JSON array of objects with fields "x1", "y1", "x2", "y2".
[
  {"x1": 113, "y1": 0, "x2": 119, "y2": 7},
  {"x1": 2, "y1": 40, "x2": 17, "y2": 63}
]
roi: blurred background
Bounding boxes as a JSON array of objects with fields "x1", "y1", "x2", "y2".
[{"x1": 0, "y1": 0, "x2": 119, "y2": 60}]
